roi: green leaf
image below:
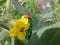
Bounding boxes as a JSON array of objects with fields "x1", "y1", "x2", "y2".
[
  {"x1": 49, "y1": 29, "x2": 60, "y2": 45},
  {"x1": 37, "y1": 28, "x2": 59, "y2": 45},
  {"x1": 0, "y1": 29, "x2": 8, "y2": 41},
  {"x1": 28, "y1": 22, "x2": 60, "y2": 45}
]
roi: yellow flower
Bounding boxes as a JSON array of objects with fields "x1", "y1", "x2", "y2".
[{"x1": 9, "y1": 15, "x2": 30, "y2": 40}]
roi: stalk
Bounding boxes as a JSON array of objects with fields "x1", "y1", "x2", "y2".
[
  {"x1": 11, "y1": 38, "x2": 15, "y2": 45},
  {"x1": 6, "y1": 0, "x2": 12, "y2": 20}
]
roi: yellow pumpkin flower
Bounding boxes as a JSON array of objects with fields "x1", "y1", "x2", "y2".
[{"x1": 9, "y1": 15, "x2": 30, "y2": 40}]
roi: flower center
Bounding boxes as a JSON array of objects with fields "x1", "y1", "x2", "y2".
[{"x1": 20, "y1": 27, "x2": 25, "y2": 32}]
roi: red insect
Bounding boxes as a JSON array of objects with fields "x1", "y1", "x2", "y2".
[{"x1": 25, "y1": 15, "x2": 30, "y2": 19}]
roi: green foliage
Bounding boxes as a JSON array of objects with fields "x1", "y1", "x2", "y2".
[
  {"x1": 37, "y1": 28, "x2": 59, "y2": 45},
  {"x1": 0, "y1": 29, "x2": 8, "y2": 41},
  {"x1": 52, "y1": 0, "x2": 60, "y2": 21},
  {"x1": 28, "y1": 22, "x2": 60, "y2": 45},
  {"x1": 49, "y1": 29, "x2": 60, "y2": 45},
  {"x1": 0, "y1": 0, "x2": 6, "y2": 5},
  {"x1": 0, "y1": 0, "x2": 60, "y2": 45}
]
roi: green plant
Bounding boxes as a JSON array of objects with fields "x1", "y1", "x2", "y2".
[{"x1": 0, "y1": 0, "x2": 60, "y2": 45}]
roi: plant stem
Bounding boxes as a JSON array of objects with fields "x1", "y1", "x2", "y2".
[
  {"x1": 11, "y1": 38, "x2": 15, "y2": 45},
  {"x1": 6, "y1": 0, "x2": 12, "y2": 20}
]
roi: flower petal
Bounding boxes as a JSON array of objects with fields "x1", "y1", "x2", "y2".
[
  {"x1": 17, "y1": 31, "x2": 26, "y2": 40},
  {"x1": 9, "y1": 27, "x2": 17, "y2": 37},
  {"x1": 24, "y1": 23, "x2": 30, "y2": 30},
  {"x1": 22, "y1": 18, "x2": 28, "y2": 24}
]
